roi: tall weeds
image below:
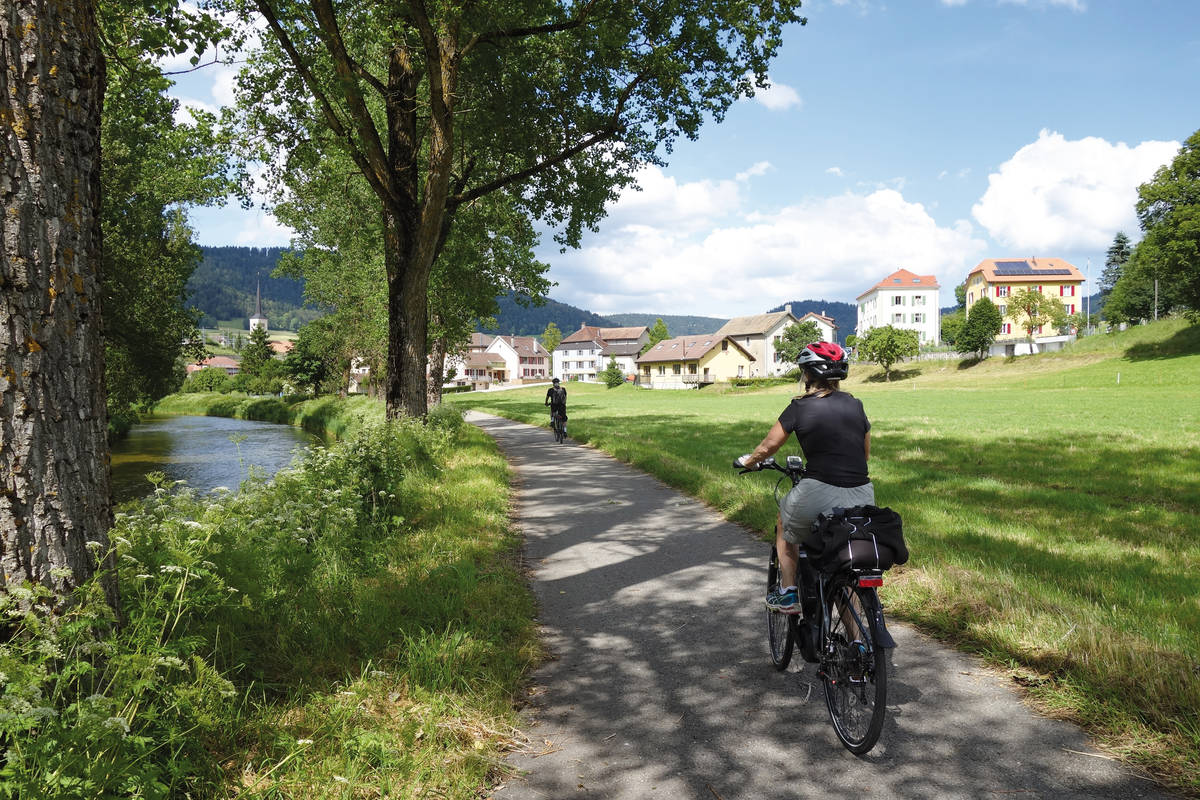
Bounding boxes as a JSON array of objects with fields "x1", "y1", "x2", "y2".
[{"x1": 0, "y1": 407, "x2": 537, "y2": 798}]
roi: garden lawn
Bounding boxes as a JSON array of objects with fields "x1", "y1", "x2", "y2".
[{"x1": 448, "y1": 319, "x2": 1200, "y2": 795}]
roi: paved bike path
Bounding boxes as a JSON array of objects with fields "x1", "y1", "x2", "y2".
[{"x1": 468, "y1": 412, "x2": 1170, "y2": 800}]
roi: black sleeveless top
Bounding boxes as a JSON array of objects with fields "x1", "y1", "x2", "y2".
[{"x1": 777, "y1": 392, "x2": 870, "y2": 488}]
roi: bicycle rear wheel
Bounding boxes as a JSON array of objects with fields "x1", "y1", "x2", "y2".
[
  {"x1": 766, "y1": 546, "x2": 796, "y2": 671},
  {"x1": 820, "y1": 583, "x2": 887, "y2": 754}
]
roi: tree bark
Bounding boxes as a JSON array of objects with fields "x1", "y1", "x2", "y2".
[
  {"x1": 0, "y1": 0, "x2": 118, "y2": 608},
  {"x1": 428, "y1": 328, "x2": 447, "y2": 407}
]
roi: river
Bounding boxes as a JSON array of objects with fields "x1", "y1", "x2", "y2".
[{"x1": 110, "y1": 415, "x2": 320, "y2": 504}]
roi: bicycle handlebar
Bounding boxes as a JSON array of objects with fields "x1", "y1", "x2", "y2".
[{"x1": 734, "y1": 455, "x2": 807, "y2": 485}]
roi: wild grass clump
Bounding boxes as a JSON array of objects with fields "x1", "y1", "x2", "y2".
[{"x1": 0, "y1": 407, "x2": 536, "y2": 798}]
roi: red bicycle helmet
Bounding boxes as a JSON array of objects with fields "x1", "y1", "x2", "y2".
[{"x1": 797, "y1": 341, "x2": 848, "y2": 380}]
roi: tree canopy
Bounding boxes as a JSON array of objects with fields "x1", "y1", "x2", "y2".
[
  {"x1": 1101, "y1": 231, "x2": 1132, "y2": 299},
  {"x1": 225, "y1": 0, "x2": 806, "y2": 417},
  {"x1": 640, "y1": 318, "x2": 671, "y2": 354},
  {"x1": 775, "y1": 321, "x2": 822, "y2": 365},
  {"x1": 1130, "y1": 128, "x2": 1200, "y2": 321},
  {"x1": 1007, "y1": 289, "x2": 1068, "y2": 342},
  {"x1": 957, "y1": 297, "x2": 1002, "y2": 359},
  {"x1": 858, "y1": 326, "x2": 918, "y2": 381}
]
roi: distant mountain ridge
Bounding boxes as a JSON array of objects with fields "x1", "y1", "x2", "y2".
[
  {"x1": 190, "y1": 247, "x2": 320, "y2": 330},
  {"x1": 768, "y1": 300, "x2": 857, "y2": 343},
  {"x1": 602, "y1": 313, "x2": 729, "y2": 336}
]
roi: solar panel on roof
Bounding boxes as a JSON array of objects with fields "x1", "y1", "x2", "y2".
[
  {"x1": 1031, "y1": 268, "x2": 1072, "y2": 275},
  {"x1": 993, "y1": 260, "x2": 1033, "y2": 275}
]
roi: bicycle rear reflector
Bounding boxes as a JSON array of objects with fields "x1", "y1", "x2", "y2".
[{"x1": 857, "y1": 575, "x2": 884, "y2": 588}]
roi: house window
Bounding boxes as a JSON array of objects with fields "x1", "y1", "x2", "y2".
[
  {"x1": 658, "y1": 365, "x2": 665, "y2": 375},
  {"x1": 892, "y1": 296, "x2": 903, "y2": 306},
  {"x1": 737, "y1": 365, "x2": 744, "y2": 377},
  {"x1": 689, "y1": 363, "x2": 697, "y2": 374},
  {"x1": 1002, "y1": 323, "x2": 1011, "y2": 334},
  {"x1": 913, "y1": 296, "x2": 925, "y2": 306},
  {"x1": 893, "y1": 313, "x2": 904, "y2": 323},
  {"x1": 673, "y1": 364, "x2": 682, "y2": 375},
  {"x1": 995, "y1": 286, "x2": 1009, "y2": 297},
  {"x1": 997, "y1": 305, "x2": 1007, "y2": 316},
  {"x1": 1060, "y1": 285, "x2": 1076, "y2": 297},
  {"x1": 721, "y1": 340, "x2": 728, "y2": 351},
  {"x1": 913, "y1": 313, "x2": 925, "y2": 323},
  {"x1": 643, "y1": 366, "x2": 650, "y2": 375},
  {"x1": 1068, "y1": 304, "x2": 1075, "y2": 315}
]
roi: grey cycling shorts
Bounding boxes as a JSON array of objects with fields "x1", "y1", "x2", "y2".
[{"x1": 779, "y1": 478, "x2": 875, "y2": 544}]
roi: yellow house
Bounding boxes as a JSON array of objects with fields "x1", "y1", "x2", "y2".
[
  {"x1": 636, "y1": 334, "x2": 756, "y2": 389},
  {"x1": 964, "y1": 257, "x2": 1085, "y2": 344}
]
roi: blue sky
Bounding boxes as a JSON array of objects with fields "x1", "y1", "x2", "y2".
[{"x1": 173, "y1": 0, "x2": 1199, "y2": 318}]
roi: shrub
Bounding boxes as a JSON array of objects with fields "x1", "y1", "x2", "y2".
[
  {"x1": 0, "y1": 418, "x2": 461, "y2": 797},
  {"x1": 183, "y1": 367, "x2": 233, "y2": 394}
]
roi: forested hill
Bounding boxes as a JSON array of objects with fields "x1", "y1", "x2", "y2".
[
  {"x1": 603, "y1": 313, "x2": 728, "y2": 336},
  {"x1": 479, "y1": 292, "x2": 616, "y2": 336},
  {"x1": 189, "y1": 246, "x2": 319, "y2": 330},
  {"x1": 769, "y1": 299, "x2": 857, "y2": 342}
]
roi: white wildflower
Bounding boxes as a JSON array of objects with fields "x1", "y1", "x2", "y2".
[
  {"x1": 84, "y1": 540, "x2": 104, "y2": 552},
  {"x1": 154, "y1": 656, "x2": 184, "y2": 669},
  {"x1": 104, "y1": 716, "x2": 131, "y2": 734},
  {"x1": 182, "y1": 520, "x2": 202, "y2": 529},
  {"x1": 296, "y1": 738, "x2": 314, "y2": 746},
  {"x1": 159, "y1": 565, "x2": 186, "y2": 574},
  {"x1": 333, "y1": 776, "x2": 348, "y2": 784}
]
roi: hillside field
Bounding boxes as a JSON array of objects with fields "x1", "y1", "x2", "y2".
[{"x1": 447, "y1": 318, "x2": 1200, "y2": 793}]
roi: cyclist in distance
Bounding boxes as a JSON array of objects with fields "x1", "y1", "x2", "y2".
[
  {"x1": 545, "y1": 377, "x2": 568, "y2": 437},
  {"x1": 734, "y1": 342, "x2": 874, "y2": 613}
]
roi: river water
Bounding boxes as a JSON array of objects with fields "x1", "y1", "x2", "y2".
[{"x1": 110, "y1": 415, "x2": 319, "y2": 504}]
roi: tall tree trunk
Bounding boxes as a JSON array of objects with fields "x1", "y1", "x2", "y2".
[
  {"x1": 382, "y1": 208, "x2": 430, "y2": 419},
  {"x1": 1, "y1": 0, "x2": 118, "y2": 609},
  {"x1": 428, "y1": 328, "x2": 447, "y2": 407}
]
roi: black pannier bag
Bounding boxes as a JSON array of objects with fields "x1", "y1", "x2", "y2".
[{"x1": 804, "y1": 505, "x2": 908, "y2": 574}]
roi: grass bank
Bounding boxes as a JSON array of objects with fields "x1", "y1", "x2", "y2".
[
  {"x1": 449, "y1": 318, "x2": 1200, "y2": 795},
  {"x1": 0, "y1": 404, "x2": 538, "y2": 798},
  {"x1": 154, "y1": 392, "x2": 382, "y2": 441}
]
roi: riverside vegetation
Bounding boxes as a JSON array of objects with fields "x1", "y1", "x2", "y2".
[
  {"x1": 0, "y1": 402, "x2": 539, "y2": 798},
  {"x1": 449, "y1": 317, "x2": 1200, "y2": 795}
]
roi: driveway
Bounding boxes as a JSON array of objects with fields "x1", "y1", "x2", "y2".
[{"x1": 467, "y1": 411, "x2": 1170, "y2": 800}]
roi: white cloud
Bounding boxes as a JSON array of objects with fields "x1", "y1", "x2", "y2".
[
  {"x1": 595, "y1": 164, "x2": 743, "y2": 235},
  {"x1": 971, "y1": 130, "x2": 1178, "y2": 251},
  {"x1": 235, "y1": 211, "x2": 294, "y2": 246},
  {"x1": 826, "y1": 167, "x2": 844, "y2": 177},
  {"x1": 736, "y1": 162, "x2": 773, "y2": 182},
  {"x1": 753, "y1": 79, "x2": 802, "y2": 111},
  {"x1": 172, "y1": 97, "x2": 220, "y2": 125},
  {"x1": 545, "y1": 166, "x2": 987, "y2": 317}
]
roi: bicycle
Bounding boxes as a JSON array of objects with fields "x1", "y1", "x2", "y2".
[
  {"x1": 549, "y1": 409, "x2": 566, "y2": 443},
  {"x1": 738, "y1": 456, "x2": 895, "y2": 754}
]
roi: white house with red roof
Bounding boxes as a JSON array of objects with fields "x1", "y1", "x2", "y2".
[
  {"x1": 856, "y1": 269, "x2": 941, "y2": 345},
  {"x1": 444, "y1": 332, "x2": 551, "y2": 389},
  {"x1": 553, "y1": 325, "x2": 649, "y2": 382}
]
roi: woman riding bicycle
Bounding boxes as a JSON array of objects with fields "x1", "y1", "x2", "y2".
[{"x1": 735, "y1": 342, "x2": 874, "y2": 613}]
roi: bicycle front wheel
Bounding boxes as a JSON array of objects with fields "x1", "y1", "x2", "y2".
[
  {"x1": 820, "y1": 583, "x2": 887, "y2": 754},
  {"x1": 766, "y1": 546, "x2": 796, "y2": 671}
]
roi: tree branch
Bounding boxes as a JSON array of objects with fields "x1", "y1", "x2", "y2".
[
  {"x1": 254, "y1": 0, "x2": 395, "y2": 207},
  {"x1": 462, "y1": 0, "x2": 601, "y2": 57},
  {"x1": 308, "y1": 0, "x2": 400, "y2": 208},
  {"x1": 449, "y1": 71, "x2": 647, "y2": 209}
]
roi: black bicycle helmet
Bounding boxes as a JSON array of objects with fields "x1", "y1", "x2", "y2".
[{"x1": 796, "y1": 341, "x2": 849, "y2": 381}]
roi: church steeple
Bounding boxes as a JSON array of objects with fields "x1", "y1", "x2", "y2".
[{"x1": 249, "y1": 276, "x2": 268, "y2": 332}]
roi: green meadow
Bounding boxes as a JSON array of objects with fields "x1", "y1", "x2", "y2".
[{"x1": 449, "y1": 318, "x2": 1200, "y2": 792}]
